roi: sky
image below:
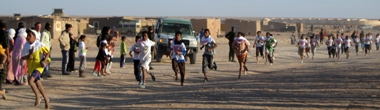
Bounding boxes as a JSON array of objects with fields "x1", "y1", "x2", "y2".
[{"x1": 1, "y1": 0, "x2": 379, "y2": 19}]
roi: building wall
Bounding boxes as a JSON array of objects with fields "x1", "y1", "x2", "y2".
[
  {"x1": 261, "y1": 21, "x2": 288, "y2": 31},
  {"x1": 89, "y1": 17, "x2": 124, "y2": 32},
  {"x1": 225, "y1": 19, "x2": 261, "y2": 36},
  {"x1": 191, "y1": 18, "x2": 221, "y2": 37}
]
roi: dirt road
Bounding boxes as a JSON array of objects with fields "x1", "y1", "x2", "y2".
[{"x1": 1, "y1": 33, "x2": 379, "y2": 110}]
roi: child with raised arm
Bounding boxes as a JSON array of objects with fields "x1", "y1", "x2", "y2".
[
  {"x1": 21, "y1": 29, "x2": 50, "y2": 109},
  {"x1": 200, "y1": 29, "x2": 218, "y2": 82}
]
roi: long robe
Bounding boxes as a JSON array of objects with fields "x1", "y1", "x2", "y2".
[{"x1": 12, "y1": 33, "x2": 28, "y2": 84}]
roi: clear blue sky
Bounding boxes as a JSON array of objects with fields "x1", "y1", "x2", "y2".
[{"x1": 1, "y1": 0, "x2": 379, "y2": 19}]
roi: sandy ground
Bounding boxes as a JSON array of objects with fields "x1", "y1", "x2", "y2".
[{"x1": 1, "y1": 32, "x2": 380, "y2": 110}]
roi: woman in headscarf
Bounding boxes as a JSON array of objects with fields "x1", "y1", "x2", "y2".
[
  {"x1": 5, "y1": 29, "x2": 15, "y2": 84},
  {"x1": 12, "y1": 28, "x2": 28, "y2": 85}
]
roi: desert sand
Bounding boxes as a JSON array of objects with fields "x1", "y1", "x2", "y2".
[{"x1": 0, "y1": 31, "x2": 379, "y2": 110}]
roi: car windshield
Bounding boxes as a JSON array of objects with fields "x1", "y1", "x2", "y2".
[{"x1": 161, "y1": 22, "x2": 192, "y2": 35}]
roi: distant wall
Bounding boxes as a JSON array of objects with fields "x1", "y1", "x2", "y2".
[
  {"x1": 191, "y1": 18, "x2": 221, "y2": 37},
  {"x1": 225, "y1": 19, "x2": 260, "y2": 36},
  {"x1": 261, "y1": 21, "x2": 287, "y2": 31}
]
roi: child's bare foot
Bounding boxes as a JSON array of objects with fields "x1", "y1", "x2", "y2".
[
  {"x1": 35, "y1": 98, "x2": 41, "y2": 106},
  {"x1": 0, "y1": 89, "x2": 7, "y2": 100},
  {"x1": 45, "y1": 98, "x2": 50, "y2": 109}
]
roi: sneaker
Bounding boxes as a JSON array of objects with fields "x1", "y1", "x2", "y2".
[
  {"x1": 204, "y1": 78, "x2": 208, "y2": 82},
  {"x1": 138, "y1": 81, "x2": 143, "y2": 85},
  {"x1": 92, "y1": 72, "x2": 98, "y2": 76},
  {"x1": 213, "y1": 62, "x2": 217, "y2": 70},
  {"x1": 150, "y1": 73, "x2": 156, "y2": 81},
  {"x1": 140, "y1": 84, "x2": 146, "y2": 88}
]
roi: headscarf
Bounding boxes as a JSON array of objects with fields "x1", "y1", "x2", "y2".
[{"x1": 7, "y1": 28, "x2": 16, "y2": 39}]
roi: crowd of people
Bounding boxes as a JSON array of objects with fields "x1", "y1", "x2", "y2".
[
  {"x1": 0, "y1": 19, "x2": 379, "y2": 109},
  {"x1": 295, "y1": 29, "x2": 379, "y2": 63}
]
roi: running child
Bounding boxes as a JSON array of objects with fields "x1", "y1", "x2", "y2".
[
  {"x1": 352, "y1": 31, "x2": 360, "y2": 55},
  {"x1": 120, "y1": 36, "x2": 127, "y2": 68},
  {"x1": 341, "y1": 33, "x2": 346, "y2": 54},
  {"x1": 136, "y1": 31, "x2": 156, "y2": 88},
  {"x1": 129, "y1": 36, "x2": 142, "y2": 85},
  {"x1": 21, "y1": 29, "x2": 50, "y2": 109},
  {"x1": 305, "y1": 37, "x2": 311, "y2": 59},
  {"x1": 375, "y1": 33, "x2": 379, "y2": 51},
  {"x1": 310, "y1": 35, "x2": 319, "y2": 60},
  {"x1": 232, "y1": 32, "x2": 250, "y2": 79},
  {"x1": 253, "y1": 31, "x2": 265, "y2": 63},
  {"x1": 344, "y1": 36, "x2": 353, "y2": 59},
  {"x1": 296, "y1": 34, "x2": 308, "y2": 63},
  {"x1": 364, "y1": 34, "x2": 372, "y2": 55},
  {"x1": 325, "y1": 36, "x2": 334, "y2": 58},
  {"x1": 334, "y1": 35, "x2": 343, "y2": 59},
  {"x1": 265, "y1": 33, "x2": 275, "y2": 65},
  {"x1": 78, "y1": 35, "x2": 87, "y2": 78},
  {"x1": 200, "y1": 29, "x2": 218, "y2": 82},
  {"x1": 170, "y1": 31, "x2": 187, "y2": 86}
]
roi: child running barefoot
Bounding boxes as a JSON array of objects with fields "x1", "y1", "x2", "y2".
[
  {"x1": 129, "y1": 36, "x2": 142, "y2": 85},
  {"x1": 170, "y1": 31, "x2": 187, "y2": 86},
  {"x1": 21, "y1": 29, "x2": 50, "y2": 109},
  {"x1": 344, "y1": 36, "x2": 353, "y2": 59},
  {"x1": 296, "y1": 34, "x2": 308, "y2": 63},
  {"x1": 120, "y1": 36, "x2": 127, "y2": 68},
  {"x1": 310, "y1": 35, "x2": 319, "y2": 60},
  {"x1": 200, "y1": 29, "x2": 218, "y2": 82},
  {"x1": 78, "y1": 35, "x2": 87, "y2": 78},
  {"x1": 326, "y1": 36, "x2": 334, "y2": 58},
  {"x1": 136, "y1": 31, "x2": 156, "y2": 88},
  {"x1": 232, "y1": 32, "x2": 250, "y2": 79}
]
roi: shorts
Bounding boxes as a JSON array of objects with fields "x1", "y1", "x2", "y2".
[
  {"x1": 305, "y1": 47, "x2": 310, "y2": 53},
  {"x1": 345, "y1": 47, "x2": 349, "y2": 54},
  {"x1": 236, "y1": 53, "x2": 247, "y2": 63},
  {"x1": 298, "y1": 47, "x2": 305, "y2": 55},
  {"x1": 94, "y1": 60, "x2": 102, "y2": 71},
  {"x1": 30, "y1": 70, "x2": 41, "y2": 82},
  {"x1": 256, "y1": 47, "x2": 264, "y2": 57}
]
